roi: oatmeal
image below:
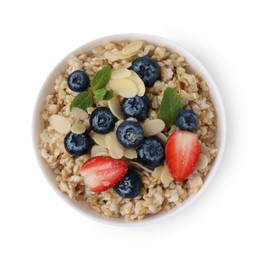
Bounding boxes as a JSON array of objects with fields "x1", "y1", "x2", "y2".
[{"x1": 39, "y1": 40, "x2": 218, "y2": 221}]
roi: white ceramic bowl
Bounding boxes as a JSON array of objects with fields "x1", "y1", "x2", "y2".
[{"x1": 32, "y1": 34, "x2": 226, "y2": 226}]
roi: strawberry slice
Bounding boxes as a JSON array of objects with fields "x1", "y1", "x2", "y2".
[
  {"x1": 80, "y1": 156, "x2": 128, "y2": 192},
  {"x1": 165, "y1": 131, "x2": 200, "y2": 181}
]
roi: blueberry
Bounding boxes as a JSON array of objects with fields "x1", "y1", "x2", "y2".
[
  {"x1": 116, "y1": 121, "x2": 144, "y2": 148},
  {"x1": 176, "y1": 109, "x2": 198, "y2": 131},
  {"x1": 64, "y1": 131, "x2": 93, "y2": 156},
  {"x1": 67, "y1": 70, "x2": 90, "y2": 92},
  {"x1": 130, "y1": 56, "x2": 160, "y2": 87},
  {"x1": 114, "y1": 170, "x2": 142, "y2": 198},
  {"x1": 90, "y1": 107, "x2": 117, "y2": 134},
  {"x1": 121, "y1": 96, "x2": 150, "y2": 121},
  {"x1": 136, "y1": 137, "x2": 165, "y2": 168}
]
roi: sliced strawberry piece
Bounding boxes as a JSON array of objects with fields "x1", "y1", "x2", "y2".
[
  {"x1": 165, "y1": 131, "x2": 200, "y2": 181},
  {"x1": 80, "y1": 156, "x2": 128, "y2": 192}
]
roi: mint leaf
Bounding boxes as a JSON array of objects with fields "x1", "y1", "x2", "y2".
[
  {"x1": 95, "y1": 89, "x2": 113, "y2": 100},
  {"x1": 159, "y1": 87, "x2": 183, "y2": 128},
  {"x1": 91, "y1": 66, "x2": 111, "y2": 90},
  {"x1": 70, "y1": 91, "x2": 93, "y2": 111},
  {"x1": 103, "y1": 90, "x2": 113, "y2": 100},
  {"x1": 94, "y1": 88, "x2": 107, "y2": 100}
]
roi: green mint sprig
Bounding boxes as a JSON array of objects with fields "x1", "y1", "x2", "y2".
[
  {"x1": 159, "y1": 87, "x2": 183, "y2": 128},
  {"x1": 70, "y1": 66, "x2": 113, "y2": 111}
]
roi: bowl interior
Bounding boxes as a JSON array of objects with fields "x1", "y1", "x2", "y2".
[{"x1": 32, "y1": 34, "x2": 226, "y2": 226}]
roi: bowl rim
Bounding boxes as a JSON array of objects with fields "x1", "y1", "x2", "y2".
[{"x1": 32, "y1": 33, "x2": 227, "y2": 226}]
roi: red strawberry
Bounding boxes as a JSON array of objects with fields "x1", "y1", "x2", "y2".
[
  {"x1": 165, "y1": 131, "x2": 200, "y2": 181},
  {"x1": 80, "y1": 156, "x2": 128, "y2": 192}
]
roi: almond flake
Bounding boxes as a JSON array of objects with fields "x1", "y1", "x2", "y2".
[
  {"x1": 160, "y1": 165, "x2": 174, "y2": 186},
  {"x1": 108, "y1": 78, "x2": 138, "y2": 98},
  {"x1": 105, "y1": 132, "x2": 124, "y2": 159},
  {"x1": 152, "y1": 166, "x2": 164, "y2": 179},
  {"x1": 111, "y1": 68, "x2": 131, "y2": 79},
  {"x1": 128, "y1": 71, "x2": 145, "y2": 96},
  {"x1": 71, "y1": 123, "x2": 86, "y2": 134},
  {"x1": 126, "y1": 117, "x2": 138, "y2": 122},
  {"x1": 155, "y1": 132, "x2": 168, "y2": 143},
  {"x1": 71, "y1": 107, "x2": 88, "y2": 120},
  {"x1": 141, "y1": 119, "x2": 165, "y2": 137},
  {"x1": 91, "y1": 133, "x2": 107, "y2": 148},
  {"x1": 104, "y1": 51, "x2": 136, "y2": 62},
  {"x1": 49, "y1": 115, "x2": 71, "y2": 134},
  {"x1": 124, "y1": 149, "x2": 137, "y2": 159},
  {"x1": 91, "y1": 145, "x2": 108, "y2": 157},
  {"x1": 128, "y1": 161, "x2": 153, "y2": 174},
  {"x1": 121, "y1": 41, "x2": 143, "y2": 56},
  {"x1": 94, "y1": 152, "x2": 110, "y2": 157},
  {"x1": 108, "y1": 95, "x2": 124, "y2": 119}
]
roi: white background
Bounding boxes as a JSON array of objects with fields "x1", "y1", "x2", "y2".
[{"x1": 0, "y1": 0, "x2": 262, "y2": 259}]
